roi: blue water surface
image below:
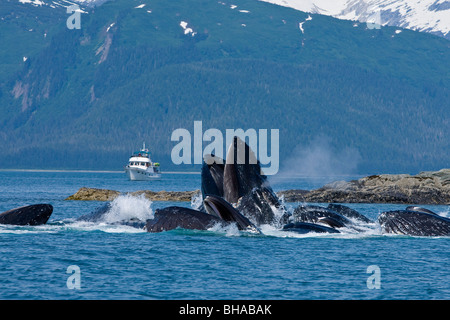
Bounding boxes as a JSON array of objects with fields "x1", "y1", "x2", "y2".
[{"x1": 0, "y1": 170, "x2": 448, "y2": 300}]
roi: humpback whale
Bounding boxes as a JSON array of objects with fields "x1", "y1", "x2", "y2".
[
  {"x1": 198, "y1": 136, "x2": 343, "y2": 234},
  {"x1": 201, "y1": 136, "x2": 286, "y2": 226},
  {"x1": 292, "y1": 205, "x2": 353, "y2": 229},
  {"x1": 283, "y1": 222, "x2": 340, "y2": 234},
  {"x1": 145, "y1": 206, "x2": 223, "y2": 232},
  {"x1": 145, "y1": 134, "x2": 342, "y2": 234},
  {"x1": 224, "y1": 137, "x2": 281, "y2": 208},
  {"x1": 201, "y1": 154, "x2": 225, "y2": 199},
  {"x1": 0, "y1": 204, "x2": 53, "y2": 226},
  {"x1": 144, "y1": 137, "x2": 289, "y2": 233},
  {"x1": 327, "y1": 204, "x2": 373, "y2": 223},
  {"x1": 235, "y1": 188, "x2": 284, "y2": 227},
  {"x1": 378, "y1": 209, "x2": 450, "y2": 236},
  {"x1": 223, "y1": 136, "x2": 261, "y2": 203},
  {"x1": 145, "y1": 195, "x2": 261, "y2": 234}
]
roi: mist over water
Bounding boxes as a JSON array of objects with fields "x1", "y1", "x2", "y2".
[{"x1": 270, "y1": 135, "x2": 361, "y2": 188}]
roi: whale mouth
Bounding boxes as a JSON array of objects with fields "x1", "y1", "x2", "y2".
[
  {"x1": 0, "y1": 204, "x2": 53, "y2": 226},
  {"x1": 203, "y1": 195, "x2": 261, "y2": 234},
  {"x1": 29, "y1": 204, "x2": 53, "y2": 225},
  {"x1": 378, "y1": 209, "x2": 450, "y2": 236},
  {"x1": 203, "y1": 197, "x2": 223, "y2": 219}
]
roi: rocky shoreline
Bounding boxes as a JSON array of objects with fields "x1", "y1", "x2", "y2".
[
  {"x1": 278, "y1": 169, "x2": 450, "y2": 205},
  {"x1": 65, "y1": 187, "x2": 200, "y2": 202},
  {"x1": 65, "y1": 169, "x2": 450, "y2": 205}
]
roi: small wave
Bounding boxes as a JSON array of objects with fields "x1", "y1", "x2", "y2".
[
  {"x1": 65, "y1": 220, "x2": 146, "y2": 233},
  {"x1": 0, "y1": 224, "x2": 61, "y2": 235},
  {"x1": 259, "y1": 224, "x2": 330, "y2": 238},
  {"x1": 257, "y1": 220, "x2": 384, "y2": 239},
  {"x1": 208, "y1": 222, "x2": 241, "y2": 237},
  {"x1": 0, "y1": 221, "x2": 146, "y2": 235}
]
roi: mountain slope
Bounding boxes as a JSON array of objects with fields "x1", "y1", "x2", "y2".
[
  {"x1": 261, "y1": 0, "x2": 450, "y2": 40},
  {"x1": 0, "y1": 0, "x2": 449, "y2": 174}
]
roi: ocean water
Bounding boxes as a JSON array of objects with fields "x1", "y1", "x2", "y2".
[{"x1": 0, "y1": 170, "x2": 449, "y2": 300}]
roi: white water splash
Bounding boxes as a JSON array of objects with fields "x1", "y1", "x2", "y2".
[
  {"x1": 191, "y1": 191, "x2": 203, "y2": 210},
  {"x1": 103, "y1": 194, "x2": 154, "y2": 223}
]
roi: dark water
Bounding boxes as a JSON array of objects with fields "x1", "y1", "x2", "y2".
[{"x1": 0, "y1": 171, "x2": 448, "y2": 299}]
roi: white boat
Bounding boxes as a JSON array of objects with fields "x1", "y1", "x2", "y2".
[{"x1": 124, "y1": 143, "x2": 161, "y2": 180}]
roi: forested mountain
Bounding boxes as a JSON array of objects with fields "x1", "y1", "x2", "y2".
[{"x1": 0, "y1": 0, "x2": 449, "y2": 174}]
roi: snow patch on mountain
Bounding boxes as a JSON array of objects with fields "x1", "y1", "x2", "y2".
[
  {"x1": 180, "y1": 21, "x2": 197, "y2": 36},
  {"x1": 299, "y1": 15, "x2": 312, "y2": 33},
  {"x1": 260, "y1": 0, "x2": 450, "y2": 39},
  {"x1": 18, "y1": 0, "x2": 45, "y2": 5}
]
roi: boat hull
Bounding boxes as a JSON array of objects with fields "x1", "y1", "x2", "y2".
[{"x1": 125, "y1": 167, "x2": 161, "y2": 181}]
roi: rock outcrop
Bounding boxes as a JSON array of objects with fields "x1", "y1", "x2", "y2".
[
  {"x1": 278, "y1": 169, "x2": 450, "y2": 205},
  {"x1": 65, "y1": 187, "x2": 200, "y2": 202},
  {"x1": 65, "y1": 187, "x2": 121, "y2": 201},
  {"x1": 129, "y1": 190, "x2": 200, "y2": 202}
]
